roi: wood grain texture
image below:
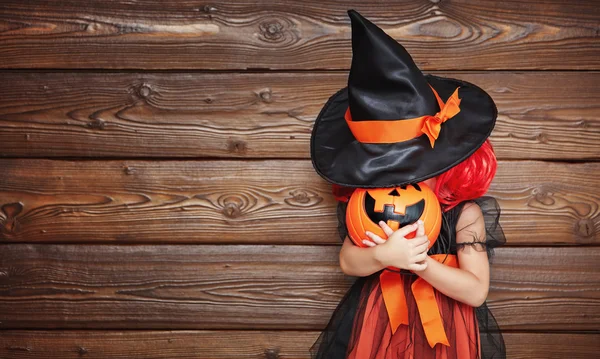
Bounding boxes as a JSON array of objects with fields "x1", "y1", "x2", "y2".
[
  {"x1": 0, "y1": 0, "x2": 598, "y2": 70},
  {"x1": 0, "y1": 330, "x2": 598, "y2": 359},
  {"x1": 0, "y1": 159, "x2": 597, "y2": 245},
  {"x1": 0, "y1": 159, "x2": 600, "y2": 245},
  {"x1": 0, "y1": 72, "x2": 600, "y2": 159},
  {"x1": 0, "y1": 72, "x2": 598, "y2": 160},
  {"x1": 0, "y1": 245, "x2": 598, "y2": 330}
]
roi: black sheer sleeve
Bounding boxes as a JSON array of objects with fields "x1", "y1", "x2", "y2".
[{"x1": 450, "y1": 196, "x2": 506, "y2": 262}]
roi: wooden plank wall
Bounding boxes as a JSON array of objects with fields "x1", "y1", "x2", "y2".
[{"x1": 0, "y1": 1, "x2": 598, "y2": 358}]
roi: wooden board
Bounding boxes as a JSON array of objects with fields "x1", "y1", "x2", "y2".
[
  {"x1": 1, "y1": 1, "x2": 598, "y2": 358},
  {"x1": 0, "y1": 159, "x2": 597, "y2": 245},
  {"x1": 0, "y1": 245, "x2": 598, "y2": 330},
  {"x1": 0, "y1": 330, "x2": 598, "y2": 359},
  {"x1": 0, "y1": 72, "x2": 598, "y2": 160},
  {"x1": 0, "y1": 1, "x2": 598, "y2": 70}
]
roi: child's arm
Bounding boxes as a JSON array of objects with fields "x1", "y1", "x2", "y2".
[
  {"x1": 413, "y1": 203, "x2": 490, "y2": 307},
  {"x1": 340, "y1": 223, "x2": 429, "y2": 277},
  {"x1": 338, "y1": 236, "x2": 386, "y2": 277}
]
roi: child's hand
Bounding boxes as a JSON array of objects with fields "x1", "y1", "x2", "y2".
[{"x1": 365, "y1": 220, "x2": 430, "y2": 271}]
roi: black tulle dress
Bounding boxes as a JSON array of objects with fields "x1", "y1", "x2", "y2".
[{"x1": 310, "y1": 196, "x2": 506, "y2": 359}]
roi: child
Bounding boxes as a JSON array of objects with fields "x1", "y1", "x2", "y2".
[{"x1": 309, "y1": 10, "x2": 506, "y2": 359}]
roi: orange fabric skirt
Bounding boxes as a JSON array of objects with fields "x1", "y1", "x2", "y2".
[{"x1": 346, "y1": 275, "x2": 480, "y2": 359}]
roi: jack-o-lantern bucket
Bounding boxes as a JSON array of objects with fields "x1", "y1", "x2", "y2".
[{"x1": 346, "y1": 182, "x2": 442, "y2": 250}]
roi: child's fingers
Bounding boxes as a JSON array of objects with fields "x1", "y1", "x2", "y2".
[
  {"x1": 416, "y1": 219, "x2": 425, "y2": 237},
  {"x1": 378, "y1": 221, "x2": 394, "y2": 237},
  {"x1": 413, "y1": 252, "x2": 428, "y2": 263},
  {"x1": 413, "y1": 240, "x2": 430, "y2": 254},
  {"x1": 373, "y1": 237, "x2": 386, "y2": 244},
  {"x1": 362, "y1": 239, "x2": 376, "y2": 247},
  {"x1": 409, "y1": 261, "x2": 428, "y2": 271},
  {"x1": 410, "y1": 235, "x2": 429, "y2": 248},
  {"x1": 365, "y1": 231, "x2": 385, "y2": 244},
  {"x1": 395, "y1": 222, "x2": 419, "y2": 238}
]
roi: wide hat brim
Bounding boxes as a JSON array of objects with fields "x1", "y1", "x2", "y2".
[{"x1": 310, "y1": 74, "x2": 498, "y2": 188}]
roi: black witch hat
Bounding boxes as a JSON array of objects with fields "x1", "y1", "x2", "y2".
[{"x1": 310, "y1": 10, "x2": 497, "y2": 188}]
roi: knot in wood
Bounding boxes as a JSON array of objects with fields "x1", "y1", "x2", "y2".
[
  {"x1": 264, "y1": 348, "x2": 280, "y2": 359},
  {"x1": 222, "y1": 196, "x2": 243, "y2": 218},
  {"x1": 285, "y1": 189, "x2": 323, "y2": 207},
  {"x1": 575, "y1": 218, "x2": 595, "y2": 239},
  {"x1": 227, "y1": 139, "x2": 248, "y2": 154},
  {"x1": 138, "y1": 84, "x2": 152, "y2": 98},
  {"x1": 292, "y1": 190, "x2": 310, "y2": 204},
  {"x1": 259, "y1": 20, "x2": 284, "y2": 41},
  {"x1": 123, "y1": 166, "x2": 136, "y2": 175},
  {"x1": 87, "y1": 118, "x2": 106, "y2": 130},
  {"x1": 3, "y1": 217, "x2": 21, "y2": 234},
  {"x1": 258, "y1": 88, "x2": 272, "y2": 103},
  {"x1": 117, "y1": 24, "x2": 143, "y2": 34},
  {"x1": 1, "y1": 202, "x2": 24, "y2": 235},
  {"x1": 536, "y1": 132, "x2": 548, "y2": 144},
  {"x1": 532, "y1": 187, "x2": 554, "y2": 206},
  {"x1": 203, "y1": 5, "x2": 217, "y2": 13},
  {"x1": 86, "y1": 23, "x2": 101, "y2": 33},
  {"x1": 576, "y1": 120, "x2": 588, "y2": 128}
]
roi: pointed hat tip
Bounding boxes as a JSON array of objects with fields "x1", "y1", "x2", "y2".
[
  {"x1": 347, "y1": 9, "x2": 378, "y2": 35},
  {"x1": 347, "y1": 9, "x2": 363, "y2": 22}
]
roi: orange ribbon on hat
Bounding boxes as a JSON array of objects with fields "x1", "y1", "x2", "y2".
[
  {"x1": 379, "y1": 254, "x2": 459, "y2": 348},
  {"x1": 420, "y1": 87, "x2": 462, "y2": 148},
  {"x1": 344, "y1": 85, "x2": 462, "y2": 148}
]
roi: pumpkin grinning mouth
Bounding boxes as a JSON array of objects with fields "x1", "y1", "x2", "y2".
[{"x1": 364, "y1": 191, "x2": 425, "y2": 228}]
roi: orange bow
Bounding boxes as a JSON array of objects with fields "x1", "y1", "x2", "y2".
[
  {"x1": 379, "y1": 254, "x2": 459, "y2": 348},
  {"x1": 421, "y1": 87, "x2": 462, "y2": 148}
]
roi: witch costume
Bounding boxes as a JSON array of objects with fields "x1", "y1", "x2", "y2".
[{"x1": 309, "y1": 10, "x2": 506, "y2": 359}]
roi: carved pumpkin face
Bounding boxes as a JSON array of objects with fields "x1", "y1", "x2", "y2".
[{"x1": 346, "y1": 182, "x2": 441, "y2": 249}]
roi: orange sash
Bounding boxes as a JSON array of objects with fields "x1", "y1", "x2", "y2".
[{"x1": 379, "y1": 254, "x2": 459, "y2": 348}]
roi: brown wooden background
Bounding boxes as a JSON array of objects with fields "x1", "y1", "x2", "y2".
[{"x1": 0, "y1": 1, "x2": 598, "y2": 358}]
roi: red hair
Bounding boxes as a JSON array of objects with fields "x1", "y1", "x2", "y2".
[
  {"x1": 331, "y1": 139, "x2": 498, "y2": 211},
  {"x1": 433, "y1": 139, "x2": 497, "y2": 211}
]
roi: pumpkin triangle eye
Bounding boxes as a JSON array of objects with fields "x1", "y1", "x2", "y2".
[{"x1": 388, "y1": 189, "x2": 401, "y2": 196}]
